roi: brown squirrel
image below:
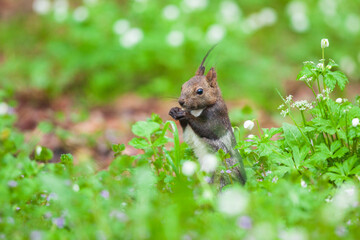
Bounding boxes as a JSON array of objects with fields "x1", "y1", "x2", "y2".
[{"x1": 169, "y1": 47, "x2": 247, "y2": 187}]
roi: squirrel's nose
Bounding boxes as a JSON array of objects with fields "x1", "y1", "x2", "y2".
[{"x1": 178, "y1": 99, "x2": 185, "y2": 107}]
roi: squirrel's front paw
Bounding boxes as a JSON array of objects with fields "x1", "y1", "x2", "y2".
[{"x1": 169, "y1": 107, "x2": 186, "y2": 120}]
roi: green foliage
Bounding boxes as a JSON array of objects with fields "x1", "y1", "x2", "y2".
[{"x1": 2, "y1": 41, "x2": 360, "y2": 239}]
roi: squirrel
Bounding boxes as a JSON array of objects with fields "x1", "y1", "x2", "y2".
[{"x1": 169, "y1": 47, "x2": 247, "y2": 188}]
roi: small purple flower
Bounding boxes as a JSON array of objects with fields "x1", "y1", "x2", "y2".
[
  {"x1": 8, "y1": 180, "x2": 18, "y2": 188},
  {"x1": 237, "y1": 216, "x2": 252, "y2": 229},
  {"x1": 109, "y1": 210, "x2": 128, "y2": 222},
  {"x1": 52, "y1": 217, "x2": 65, "y2": 228},
  {"x1": 47, "y1": 193, "x2": 58, "y2": 201},
  {"x1": 335, "y1": 226, "x2": 347, "y2": 237},
  {"x1": 226, "y1": 170, "x2": 232, "y2": 174},
  {"x1": 204, "y1": 176, "x2": 212, "y2": 183},
  {"x1": 44, "y1": 212, "x2": 52, "y2": 219},
  {"x1": 220, "y1": 170, "x2": 225, "y2": 174},
  {"x1": 272, "y1": 177, "x2": 278, "y2": 183},
  {"x1": 16, "y1": 207, "x2": 20, "y2": 211},
  {"x1": 30, "y1": 230, "x2": 43, "y2": 240},
  {"x1": 100, "y1": 190, "x2": 110, "y2": 199}
]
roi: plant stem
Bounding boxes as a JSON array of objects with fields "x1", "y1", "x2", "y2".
[
  {"x1": 345, "y1": 112, "x2": 351, "y2": 151},
  {"x1": 300, "y1": 111, "x2": 306, "y2": 126},
  {"x1": 353, "y1": 139, "x2": 358, "y2": 155},
  {"x1": 255, "y1": 119, "x2": 262, "y2": 138},
  {"x1": 289, "y1": 114, "x2": 315, "y2": 153}
]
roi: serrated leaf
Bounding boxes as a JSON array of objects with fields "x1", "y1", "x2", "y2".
[
  {"x1": 311, "y1": 117, "x2": 337, "y2": 135},
  {"x1": 330, "y1": 140, "x2": 341, "y2": 153},
  {"x1": 325, "y1": 71, "x2": 349, "y2": 91},
  {"x1": 128, "y1": 137, "x2": 150, "y2": 149},
  {"x1": 332, "y1": 147, "x2": 349, "y2": 159},
  {"x1": 297, "y1": 61, "x2": 316, "y2": 80},
  {"x1": 132, "y1": 121, "x2": 160, "y2": 139}
]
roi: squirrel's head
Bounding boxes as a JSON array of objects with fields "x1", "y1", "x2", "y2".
[{"x1": 178, "y1": 66, "x2": 220, "y2": 111}]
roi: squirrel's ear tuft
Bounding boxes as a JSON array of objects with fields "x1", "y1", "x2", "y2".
[
  {"x1": 206, "y1": 67, "x2": 217, "y2": 87},
  {"x1": 195, "y1": 45, "x2": 217, "y2": 76},
  {"x1": 195, "y1": 66, "x2": 205, "y2": 76}
]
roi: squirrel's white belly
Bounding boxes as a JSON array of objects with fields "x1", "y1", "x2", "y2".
[{"x1": 183, "y1": 126, "x2": 214, "y2": 162}]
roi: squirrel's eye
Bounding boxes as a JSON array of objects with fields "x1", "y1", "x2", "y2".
[{"x1": 196, "y1": 88, "x2": 203, "y2": 95}]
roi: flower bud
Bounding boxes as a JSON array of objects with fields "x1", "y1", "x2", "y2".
[
  {"x1": 321, "y1": 38, "x2": 329, "y2": 48},
  {"x1": 243, "y1": 120, "x2": 255, "y2": 130},
  {"x1": 352, "y1": 118, "x2": 359, "y2": 127},
  {"x1": 182, "y1": 161, "x2": 197, "y2": 176}
]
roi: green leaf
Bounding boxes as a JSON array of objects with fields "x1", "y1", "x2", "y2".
[
  {"x1": 283, "y1": 123, "x2": 305, "y2": 147},
  {"x1": 60, "y1": 153, "x2": 73, "y2": 167},
  {"x1": 132, "y1": 121, "x2": 160, "y2": 139},
  {"x1": 332, "y1": 147, "x2": 349, "y2": 159},
  {"x1": 330, "y1": 141, "x2": 341, "y2": 154},
  {"x1": 311, "y1": 118, "x2": 336, "y2": 135},
  {"x1": 325, "y1": 71, "x2": 349, "y2": 91},
  {"x1": 34, "y1": 146, "x2": 53, "y2": 162},
  {"x1": 128, "y1": 138, "x2": 150, "y2": 149},
  {"x1": 112, "y1": 143, "x2": 125, "y2": 153},
  {"x1": 297, "y1": 61, "x2": 316, "y2": 80},
  {"x1": 153, "y1": 137, "x2": 171, "y2": 147}
]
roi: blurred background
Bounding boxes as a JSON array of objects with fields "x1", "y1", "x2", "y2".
[{"x1": 0, "y1": 0, "x2": 359, "y2": 164}]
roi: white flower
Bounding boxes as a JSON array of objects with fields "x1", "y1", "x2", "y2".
[
  {"x1": 36, "y1": 146, "x2": 42, "y2": 156},
  {"x1": 182, "y1": 161, "x2": 197, "y2": 176},
  {"x1": 285, "y1": 95, "x2": 293, "y2": 104},
  {"x1": 278, "y1": 104, "x2": 285, "y2": 110},
  {"x1": 113, "y1": 19, "x2": 130, "y2": 35},
  {"x1": 258, "y1": 8, "x2": 277, "y2": 26},
  {"x1": 166, "y1": 30, "x2": 184, "y2": 47},
  {"x1": 162, "y1": 5, "x2": 180, "y2": 20},
  {"x1": 321, "y1": 38, "x2": 329, "y2": 48},
  {"x1": 280, "y1": 109, "x2": 289, "y2": 117},
  {"x1": 199, "y1": 154, "x2": 218, "y2": 173},
  {"x1": 33, "y1": 0, "x2": 51, "y2": 15},
  {"x1": 183, "y1": 0, "x2": 208, "y2": 11},
  {"x1": 73, "y1": 6, "x2": 89, "y2": 22},
  {"x1": 218, "y1": 187, "x2": 249, "y2": 216},
  {"x1": 0, "y1": 102, "x2": 9, "y2": 115},
  {"x1": 243, "y1": 120, "x2": 255, "y2": 130},
  {"x1": 317, "y1": 63, "x2": 324, "y2": 69},
  {"x1": 219, "y1": 1, "x2": 241, "y2": 24},
  {"x1": 247, "y1": 134, "x2": 255, "y2": 139},
  {"x1": 120, "y1": 28, "x2": 144, "y2": 48},
  {"x1": 53, "y1": 0, "x2": 68, "y2": 22},
  {"x1": 318, "y1": 0, "x2": 337, "y2": 17},
  {"x1": 206, "y1": 24, "x2": 226, "y2": 44},
  {"x1": 286, "y1": 2, "x2": 309, "y2": 33},
  {"x1": 352, "y1": 118, "x2": 359, "y2": 127},
  {"x1": 291, "y1": 100, "x2": 313, "y2": 111},
  {"x1": 336, "y1": 98, "x2": 342, "y2": 103},
  {"x1": 301, "y1": 179, "x2": 307, "y2": 188},
  {"x1": 72, "y1": 184, "x2": 80, "y2": 192},
  {"x1": 333, "y1": 184, "x2": 358, "y2": 210},
  {"x1": 316, "y1": 93, "x2": 324, "y2": 100}
]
